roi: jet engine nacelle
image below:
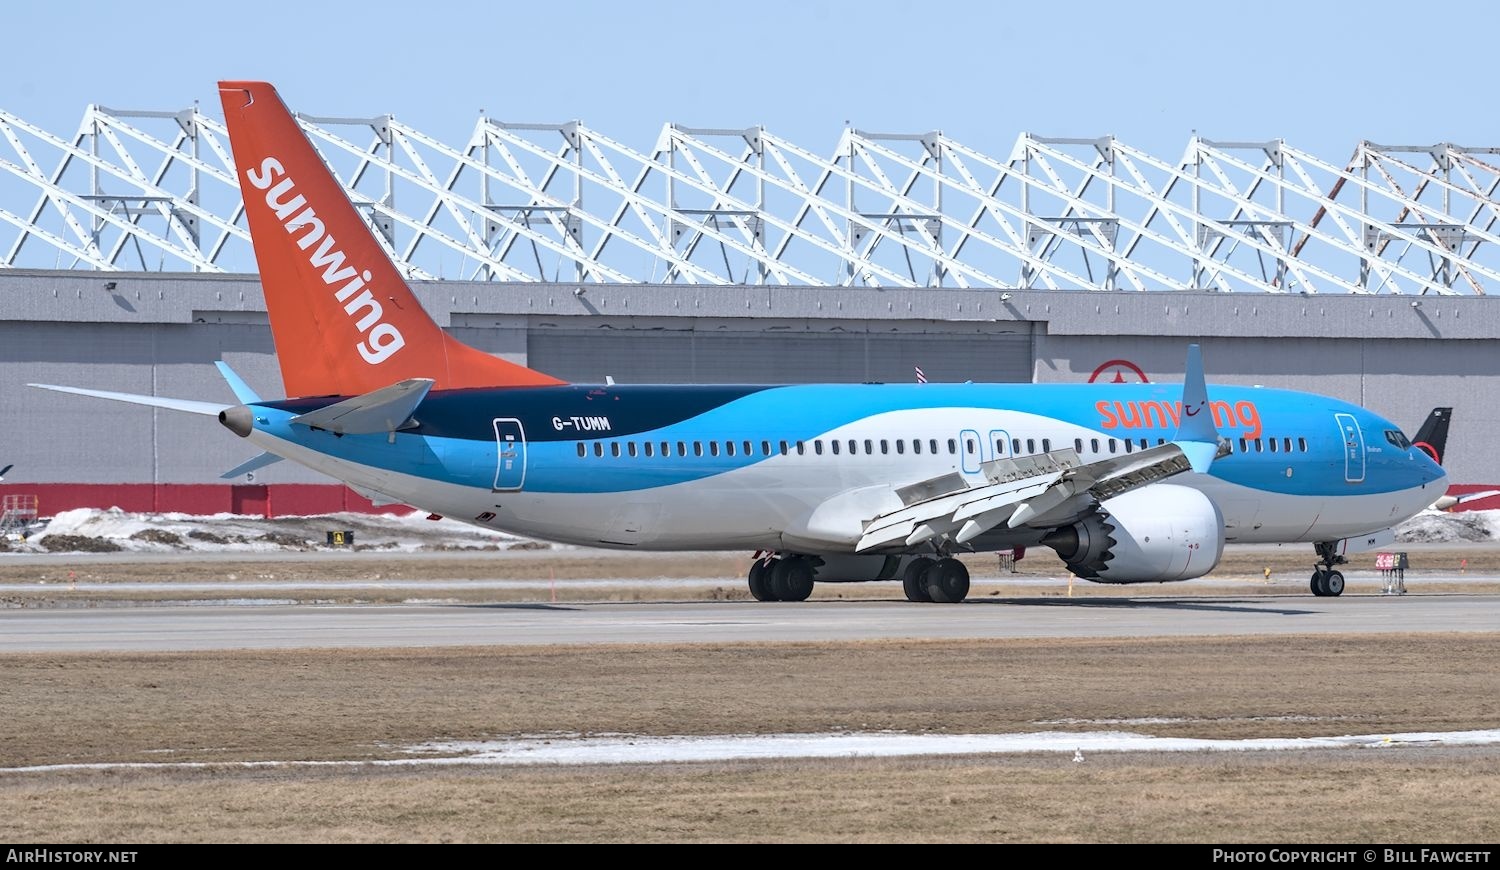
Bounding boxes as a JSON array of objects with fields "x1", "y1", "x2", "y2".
[{"x1": 1042, "y1": 484, "x2": 1225, "y2": 583}]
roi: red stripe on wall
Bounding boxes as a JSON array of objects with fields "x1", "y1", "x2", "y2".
[{"x1": 0, "y1": 484, "x2": 411, "y2": 518}]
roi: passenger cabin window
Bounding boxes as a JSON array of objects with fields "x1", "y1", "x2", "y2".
[
  {"x1": 831, "y1": 440, "x2": 840, "y2": 455},
  {"x1": 1107, "y1": 438, "x2": 1117, "y2": 454},
  {"x1": 677, "y1": 441, "x2": 687, "y2": 457},
  {"x1": 644, "y1": 442, "x2": 654, "y2": 457},
  {"x1": 694, "y1": 442, "x2": 704, "y2": 457},
  {"x1": 881, "y1": 439, "x2": 890, "y2": 455},
  {"x1": 1298, "y1": 437, "x2": 1308, "y2": 452},
  {"x1": 1042, "y1": 438, "x2": 1052, "y2": 452},
  {"x1": 912, "y1": 439, "x2": 922, "y2": 455},
  {"x1": 725, "y1": 441, "x2": 735, "y2": 457},
  {"x1": 1239, "y1": 438, "x2": 1248, "y2": 453},
  {"x1": 848, "y1": 439, "x2": 857, "y2": 455},
  {"x1": 593, "y1": 443, "x2": 603, "y2": 457},
  {"x1": 1074, "y1": 438, "x2": 1083, "y2": 453},
  {"x1": 965, "y1": 438, "x2": 976, "y2": 455},
  {"x1": 814, "y1": 440, "x2": 824, "y2": 455},
  {"x1": 1012, "y1": 438, "x2": 1021, "y2": 454},
  {"x1": 1026, "y1": 438, "x2": 1036, "y2": 454},
  {"x1": 710, "y1": 442, "x2": 720, "y2": 457},
  {"x1": 762, "y1": 441, "x2": 771, "y2": 456},
  {"x1": 611, "y1": 442, "x2": 621, "y2": 457},
  {"x1": 1123, "y1": 439, "x2": 1133, "y2": 453},
  {"x1": 865, "y1": 439, "x2": 873, "y2": 454},
  {"x1": 628, "y1": 442, "x2": 638, "y2": 457},
  {"x1": 929, "y1": 439, "x2": 938, "y2": 454},
  {"x1": 779, "y1": 440, "x2": 789, "y2": 455},
  {"x1": 796, "y1": 441, "x2": 806, "y2": 455},
  {"x1": 744, "y1": 440, "x2": 753, "y2": 456},
  {"x1": 1254, "y1": 439, "x2": 1263, "y2": 452},
  {"x1": 577, "y1": 443, "x2": 586, "y2": 457},
  {"x1": 895, "y1": 440, "x2": 905, "y2": 455},
  {"x1": 1090, "y1": 438, "x2": 1099, "y2": 453}
]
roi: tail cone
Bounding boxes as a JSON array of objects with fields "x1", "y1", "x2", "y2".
[{"x1": 219, "y1": 405, "x2": 253, "y2": 437}]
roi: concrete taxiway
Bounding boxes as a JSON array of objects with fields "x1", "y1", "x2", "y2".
[{"x1": 2, "y1": 594, "x2": 1496, "y2": 653}]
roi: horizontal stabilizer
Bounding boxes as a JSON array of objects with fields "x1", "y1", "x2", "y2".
[
  {"x1": 220, "y1": 452, "x2": 283, "y2": 480},
  {"x1": 290, "y1": 378, "x2": 435, "y2": 435},
  {"x1": 28, "y1": 384, "x2": 229, "y2": 417},
  {"x1": 215, "y1": 361, "x2": 262, "y2": 404}
]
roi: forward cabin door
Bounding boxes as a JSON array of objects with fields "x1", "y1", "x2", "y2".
[
  {"x1": 1334, "y1": 412, "x2": 1366, "y2": 484},
  {"x1": 493, "y1": 418, "x2": 528, "y2": 491}
]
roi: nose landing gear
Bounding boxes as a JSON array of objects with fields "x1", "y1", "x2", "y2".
[{"x1": 1310, "y1": 541, "x2": 1347, "y2": 597}]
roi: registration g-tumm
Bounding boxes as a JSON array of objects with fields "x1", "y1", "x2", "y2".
[{"x1": 33, "y1": 81, "x2": 1448, "y2": 604}]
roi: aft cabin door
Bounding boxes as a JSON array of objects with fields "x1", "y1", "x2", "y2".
[
  {"x1": 1334, "y1": 412, "x2": 1365, "y2": 484},
  {"x1": 493, "y1": 418, "x2": 528, "y2": 492}
]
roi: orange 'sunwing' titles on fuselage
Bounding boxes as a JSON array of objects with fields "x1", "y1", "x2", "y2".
[{"x1": 1098, "y1": 399, "x2": 1262, "y2": 439}]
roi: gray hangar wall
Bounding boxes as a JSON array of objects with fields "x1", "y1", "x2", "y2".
[{"x1": 1, "y1": 270, "x2": 1495, "y2": 494}]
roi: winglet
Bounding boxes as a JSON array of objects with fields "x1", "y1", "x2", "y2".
[
  {"x1": 215, "y1": 361, "x2": 262, "y2": 404},
  {"x1": 1172, "y1": 344, "x2": 1220, "y2": 473}
]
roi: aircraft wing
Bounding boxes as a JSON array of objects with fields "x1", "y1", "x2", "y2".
[
  {"x1": 854, "y1": 342, "x2": 1224, "y2": 553},
  {"x1": 855, "y1": 440, "x2": 1221, "y2": 552}
]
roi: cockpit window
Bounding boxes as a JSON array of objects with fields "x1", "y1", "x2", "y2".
[{"x1": 1385, "y1": 429, "x2": 1411, "y2": 449}]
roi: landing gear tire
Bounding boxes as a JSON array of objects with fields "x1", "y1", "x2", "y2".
[
  {"x1": 771, "y1": 557, "x2": 815, "y2": 602},
  {"x1": 903, "y1": 557, "x2": 935, "y2": 602},
  {"x1": 1311, "y1": 569, "x2": 1346, "y2": 597},
  {"x1": 1311, "y1": 541, "x2": 1348, "y2": 598},
  {"x1": 925, "y1": 558, "x2": 971, "y2": 604},
  {"x1": 748, "y1": 559, "x2": 777, "y2": 602}
]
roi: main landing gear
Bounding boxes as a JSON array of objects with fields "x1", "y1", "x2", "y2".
[
  {"x1": 745, "y1": 553, "x2": 972, "y2": 603},
  {"x1": 900, "y1": 557, "x2": 971, "y2": 604},
  {"x1": 747, "y1": 554, "x2": 815, "y2": 602},
  {"x1": 1310, "y1": 541, "x2": 1346, "y2": 598}
]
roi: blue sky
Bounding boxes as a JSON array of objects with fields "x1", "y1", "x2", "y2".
[{"x1": 5, "y1": 0, "x2": 1497, "y2": 162}]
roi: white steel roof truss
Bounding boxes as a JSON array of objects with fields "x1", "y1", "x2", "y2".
[
  {"x1": 787, "y1": 131, "x2": 1039, "y2": 288},
  {"x1": 1361, "y1": 155, "x2": 1483, "y2": 294},
  {"x1": 1281, "y1": 143, "x2": 1500, "y2": 293},
  {"x1": 1366, "y1": 146, "x2": 1500, "y2": 265},
  {"x1": 846, "y1": 139, "x2": 956, "y2": 287},
  {"x1": 485, "y1": 123, "x2": 731, "y2": 285},
  {"x1": 1079, "y1": 140, "x2": 1379, "y2": 294},
  {"x1": 1224, "y1": 143, "x2": 1499, "y2": 294},
  {"x1": 661, "y1": 129, "x2": 939, "y2": 287},
  {"x1": 0, "y1": 113, "x2": 220, "y2": 272},
  {"x1": 473, "y1": 122, "x2": 726, "y2": 283},
  {"x1": 90, "y1": 120, "x2": 212, "y2": 271},
  {"x1": 1189, "y1": 149, "x2": 1317, "y2": 293},
  {"x1": 300, "y1": 121, "x2": 592, "y2": 284},
  {"x1": 572, "y1": 127, "x2": 849, "y2": 287},
  {"x1": 660, "y1": 134, "x2": 774, "y2": 284},
  {"x1": 941, "y1": 147, "x2": 1068, "y2": 290},
  {"x1": 0, "y1": 116, "x2": 103, "y2": 267},
  {"x1": 1018, "y1": 147, "x2": 1167, "y2": 292},
  {"x1": 1034, "y1": 139, "x2": 1301, "y2": 293},
  {"x1": 480, "y1": 133, "x2": 606, "y2": 282}
]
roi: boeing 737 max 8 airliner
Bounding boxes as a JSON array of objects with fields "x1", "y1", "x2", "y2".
[{"x1": 32, "y1": 81, "x2": 1448, "y2": 602}]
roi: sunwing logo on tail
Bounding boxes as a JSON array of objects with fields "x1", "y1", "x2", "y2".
[{"x1": 245, "y1": 157, "x2": 406, "y2": 365}]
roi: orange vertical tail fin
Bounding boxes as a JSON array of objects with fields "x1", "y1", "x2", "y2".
[{"x1": 218, "y1": 81, "x2": 565, "y2": 397}]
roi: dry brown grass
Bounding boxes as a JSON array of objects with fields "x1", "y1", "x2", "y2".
[
  {"x1": 1, "y1": 634, "x2": 1498, "y2": 841},
  {"x1": 3, "y1": 751, "x2": 1498, "y2": 843}
]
